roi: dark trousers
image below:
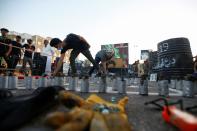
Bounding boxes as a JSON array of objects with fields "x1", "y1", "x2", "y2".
[
  {"x1": 7, "y1": 55, "x2": 20, "y2": 72},
  {"x1": 88, "y1": 57, "x2": 101, "y2": 75},
  {"x1": 69, "y1": 49, "x2": 99, "y2": 74},
  {"x1": 140, "y1": 74, "x2": 148, "y2": 85},
  {"x1": 0, "y1": 56, "x2": 9, "y2": 73},
  {"x1": 2, "y1": 56, "x2": 9, "y2": 67},
  {"x1": 0, "y1": 55, "x2": 19, "y2": 74},
  {"x1": 21, "y1": 56, "x2": 33, "y2": 74},
  {"x1": 0, "y1": 55, "x2": 11, "y2": 68}
]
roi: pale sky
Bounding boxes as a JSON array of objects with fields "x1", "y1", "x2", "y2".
[{"x1": 1, "y1": 0, "x2": 197, "y2": 63}]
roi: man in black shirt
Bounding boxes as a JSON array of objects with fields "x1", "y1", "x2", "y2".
[
  {"x1": 21, "y1": 39, "x2": 33, "y2": 74},
  {"x1": 8, "y1": 35, "x2": 22, "y2": 74},
  {"x1": 0, "y1": 28, "x2": 12, "y2": 71},
  {"x1": 50, "y1": 33, "x2": 99, "y2": 76}
]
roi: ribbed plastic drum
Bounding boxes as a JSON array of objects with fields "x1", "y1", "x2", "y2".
[
  {"x1": 149, "y1": 51, "x2": 158, "y2": 73},
  {"x1": 157, "y1": 37, "x2": 193, "y2": 78}
]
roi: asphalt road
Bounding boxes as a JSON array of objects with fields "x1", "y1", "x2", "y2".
[
  {"x1": 3, "y1": 77, "x2": 197, "y2": 131},
  {"x1": 9, "y1": 89, "x2": 196, "y2": 131}
]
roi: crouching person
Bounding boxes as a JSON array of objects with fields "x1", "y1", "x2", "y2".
[{"x1": 89, "y1": 49, "x2": 114, "y2": 77}]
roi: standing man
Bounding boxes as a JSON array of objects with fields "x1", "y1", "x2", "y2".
[
  {"x1": 21, "y1": 39, "x2": 33, "y2": 75},
  {"x1": 132, "y1": 60, "x2": 139, "y2": 78},
  {"x1": 0, "y1": 28, "x2": 12, "y2": 70},
  {"x1": 41, "y1": 39, "x2": 55, "y2": 76},
  {"x1": 89, "y1": 49, "x2": 114, "y2": 76},
  {"x1": 9, "y1": 35, "x2": 22, "y2": 75},
  {"x1": 50, "y1": 33, "x2": 99, "y2": 76}
]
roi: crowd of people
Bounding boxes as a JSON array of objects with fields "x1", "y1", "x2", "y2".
[
  {"x1": 0, "y1": 28, "x2": 36, "y2": 75},
  {"x1": 131, "y1": 57, "x2": 197, "y2": 81},
  {"x1": 0, "y1": 28, "x2": 115, "y2": 77},
  {"x1": 1, "y1": 27, "x2": 197, "y2": 80},
  {"x1": 132, "y1": 60, "x2": 149, "y2": 78}
]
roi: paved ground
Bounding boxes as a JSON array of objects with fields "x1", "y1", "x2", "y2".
[
  {"x1": 2, "y1": 77, "x2": 197, "y2": 131},
  {"x1": 13, "y1": 91, "x2": 197, "y2": 131}
]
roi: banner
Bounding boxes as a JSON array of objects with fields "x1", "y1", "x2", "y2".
[
  {"x1": 101, "y1": 43, "x2": 128, "y2": 68},
  {"x1": 141, "y1": 50, "x2": 150, "y2": 60}
]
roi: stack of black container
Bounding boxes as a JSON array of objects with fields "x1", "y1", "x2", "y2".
[
  {"x1": 157, "y1": 37, "x2": 193, "y2": 79},
  {"x1": 149, "y1": 51, "x2": 158, "y2": 74},
  {"x1": 32, "y1": 52, "x2": 47, "y2": 76}
]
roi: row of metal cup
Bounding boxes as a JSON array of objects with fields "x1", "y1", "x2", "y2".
[
  {"x1": 1, "y1": 76, "x2": 195, "y2": 97},
  {"x1": 0, "y1": 76, "x2": 18, "y2": 89},
  {"x1": 157, "y1": 80, "x2": 197, "y2": 98},
  {"x1": 129, "y1": 78, "x2": 197, "y2": 98},
  {"x1": 68, "y1": 77, "x2": 126, "y2": 93},
  {"x1": 0, "y1": 76, "x2": 127, "y2": 94},
  {"x1": 0, "y1": 76, "x2": 65, "y2": 89}
]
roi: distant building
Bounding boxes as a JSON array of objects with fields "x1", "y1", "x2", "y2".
[
  {"x1": 32, "y1": 35, "x2": 45, "y2": 52},
  {"x1": 8, "y1": 31, "x2": 32, "y2": 45}
]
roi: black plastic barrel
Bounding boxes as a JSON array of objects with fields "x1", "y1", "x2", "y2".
[
  {"x1": 149, "y1": 51, "x2": 158, "y2": 73},
  {"x1": 32, "y1": 54, "x2": 47, "y2": 76},
  {"x1": 157, "y1": 37, "x2": 193, "y2": 78}
]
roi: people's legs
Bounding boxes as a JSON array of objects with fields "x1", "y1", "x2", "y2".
[
  {"x1": 3, "y1": 56, "x2": 12, "y2": 74},
  {"x1": 81, "y1": 49, "x2": 99, "y2": 70},
  {"x1": 4, "y1": 56, "x2": 12, "y2": 69},
  {"x1": 12, "y1": 55, "x2": 20, "y2": 69},
  {"x1": 45, "y1": 56, "x2": 52, "y2": 75},
  {"x1": 69, "y1": 49, "x2": 80, "y2": 75},
  {"x1": 0, "y1": 57, "x2": 3, "y2": 73},
  {"x1": 88, "y1": 56, "x2": 101, "y2": 75},
  {"x1": 9, "y1": 55, "x2": 19, "y2": 75},
  {"x1": 0, "y1": 57, "x2": 2, "y2": 66},
  {"x1": 22, "y1": 56, "x2": 27, "y2": 70},
  {"x1": 27, "y1": 57, "x2": 33, "y2": 75}
]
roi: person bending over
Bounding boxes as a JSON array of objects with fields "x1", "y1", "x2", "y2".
[
  {"x1": 50, "y1": 33, "x2": 99, "y2": 77},
  {"x1": 89, "y1": 49, "x2": 114, "y2": 76}
]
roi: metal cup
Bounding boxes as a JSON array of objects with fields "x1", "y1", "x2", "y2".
[
  {"x1": 158, "y1": 80, "x2": 169, "y2": 96},
  {"x1": 139, "y1": 79, "x2": 148, "y2": 95},
  {"x1": 98, "y1": 77, "x2": 107, "y2": 93},
  {"x1": 118, "y1": 79, "x2": 126, "y2": 94},
  {"x1": 81, "y1": 77, "x2": 89, "y2": 92},
  {"x1": 68, "y1": 77, "x2": 77, "y2": 91},
  {"x1": 182, "y1": 80, "x2": 194, "y2": 98},
  {"x1": 8, "y1": 76, "x2": 18, "y2": 89},
  {"x1": 169, "y1": 79, "x2": 176, "y2": 89},
  {"x1": 38, "y1": 77, "x2": 48, "y2": 87},
  {"x1": 25, "y1": 76, "x2": 33, "y2": 89},
  {"x1": 176, "y1": 80, "x2": 183, "y2": 90},
  {"x1": 53, "y1": 77, "x2": 64, "y2": 87},
  {"x1": 112, "y1": 77, "x2": 118, "y2": 91},
  {"x1": 0, "y1": 76, "x2": 8, "y2": 89}
]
